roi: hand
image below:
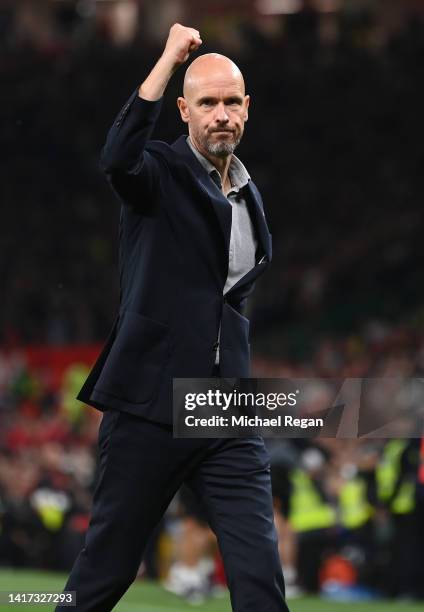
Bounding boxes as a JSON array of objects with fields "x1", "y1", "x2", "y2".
[
  {"x1": 162, "y1": 23, "x2": 202, "y2": 68},
  {"x1": 138, "y1": 24, "x2": 202, "y2": 101}
]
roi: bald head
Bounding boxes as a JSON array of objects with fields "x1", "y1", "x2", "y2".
[
  {"x1": 177, "y1": 53, "x2": 250, "y2": 161},
  {"x1": 183, "y1": 53, "x2": 245, "y2": 100}
]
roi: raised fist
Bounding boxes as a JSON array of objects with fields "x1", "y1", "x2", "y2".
[{"x1": 162, "y1": 23, "x2": 202, "y2": 66}]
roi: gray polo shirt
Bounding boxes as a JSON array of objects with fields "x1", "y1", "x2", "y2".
[{"x1": 187, "y1": 137, "x2": 257, "y2": 363}]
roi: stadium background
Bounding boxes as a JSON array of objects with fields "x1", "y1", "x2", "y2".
[{"x1": 1, "y1": 0, "x2": 424, "y2": 609}]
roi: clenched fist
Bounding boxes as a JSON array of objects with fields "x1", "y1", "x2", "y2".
[
  {"x1": 162, "y1": 23, "x2": 202, "y2": 67},
  {"x1": 138, "y1": 23, "x2": 202, "y2": 101}
]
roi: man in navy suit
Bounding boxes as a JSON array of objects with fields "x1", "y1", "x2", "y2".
[{"x1": 57, "y1": 24, "x2": 289, "y2": 612}]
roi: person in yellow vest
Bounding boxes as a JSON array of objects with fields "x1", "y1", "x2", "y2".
[
  {"x1": 336, "y1": 459, "x2": 378, "y2": 591},
  {"x1": 287, "y1": 448, "x2": 337, "y2": 593},
  {"x1": 376, "y1": 439, "x2": 418, "y2": 598},
  {"x1": 339, "y1": 474, "x2": 374, "y2": 533}
]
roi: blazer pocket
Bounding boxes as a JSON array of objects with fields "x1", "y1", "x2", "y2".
[{"x1": 96, "y1": 310, "x2": 170, "y2": 404}]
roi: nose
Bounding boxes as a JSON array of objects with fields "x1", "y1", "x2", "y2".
[{"x1": 214, "y1": 102, "x2": 229, "y2": 124}]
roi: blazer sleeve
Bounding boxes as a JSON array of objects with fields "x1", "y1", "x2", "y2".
[{"x1": 100, "y1": 89, "x2": 164, "y2": 210}]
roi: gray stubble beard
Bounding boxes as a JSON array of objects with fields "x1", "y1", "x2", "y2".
[{"x1": 204, "y1": 133, "x2": 242, "y2": 158}]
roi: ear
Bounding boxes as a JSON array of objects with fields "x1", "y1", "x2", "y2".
[
  {"x1": 244, "y1": 94, "x2": 250, "y2": 122},
  {"x1": 177, "y1": 96, "x2": 190, "y2": 124}
]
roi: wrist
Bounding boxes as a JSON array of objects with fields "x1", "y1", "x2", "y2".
[
  {"x1": 138, "y1": 55, "x2": 175, "y2": 101},
  {"x1": 158, "y1": 50, "x2": 181, "y2": 75}
]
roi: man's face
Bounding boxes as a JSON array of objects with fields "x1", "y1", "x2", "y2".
[{"x1": 178, "y1": 67, "x2": 250, "y2": 159}]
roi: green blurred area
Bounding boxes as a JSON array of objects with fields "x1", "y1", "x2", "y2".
[{"x1": 0, "y1": 570, "x2": 423, "y2": 612}]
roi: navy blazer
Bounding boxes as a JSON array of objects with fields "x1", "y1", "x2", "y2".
[{"x1": 77, "y1": 90, "x2": 272, "y2": 424}]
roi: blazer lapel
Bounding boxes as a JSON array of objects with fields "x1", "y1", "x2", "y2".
[
  {"x1": 171, "y1": 136, "x2": 232, "y2": 254},
  {"x1": 245, "y1": 181, "x2": 272, "y2": 263}
]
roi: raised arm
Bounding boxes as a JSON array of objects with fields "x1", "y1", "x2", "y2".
[
  {"x1": 139, "y1": 24, "x2": 202, "y2": 101},
  {"x1": 101, "y1": 24, "x2": 202, "y2": 175}
]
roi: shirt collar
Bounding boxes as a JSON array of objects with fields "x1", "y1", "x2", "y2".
[{"x1": 186, "y1": 136, "x2": 250, "y2": 193}]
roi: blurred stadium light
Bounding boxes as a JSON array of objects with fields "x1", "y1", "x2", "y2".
[{"x1": 256, "y1": 0, "x2": 341, "y2": 15}]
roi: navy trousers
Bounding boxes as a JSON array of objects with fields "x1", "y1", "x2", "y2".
[{"x1": 56, "y1": 409, "x2": 288, "y2": 611}]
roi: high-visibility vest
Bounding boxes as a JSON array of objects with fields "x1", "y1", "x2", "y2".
[
  {"x1": 339, "y1": 477, "x2": 373, "y2": 530},
  {"x1": 289, "y1": 469, "x2": 336, "y2": 533},
  {"x1": 376, "y1": 440, "x2": 415, "y2": 515}
]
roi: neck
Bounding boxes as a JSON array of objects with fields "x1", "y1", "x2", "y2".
[{"x1": 206, "y1": 152, "x2": 232, "y2": 185}]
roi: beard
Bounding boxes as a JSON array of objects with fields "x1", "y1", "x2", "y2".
[{"x1": 203, "y1": 130, "x2": 242, "y2": 158}]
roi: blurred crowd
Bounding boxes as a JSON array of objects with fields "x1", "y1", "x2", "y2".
[
  {"x1": 0, "y1": 351, "x2": 98, "y2": 571},
  {"x1": 268, "y1": 437, "x2": 424, "y2": 601},
  {"x1": 0, "y1": 342, "x2": 423, "y2": 602}
]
